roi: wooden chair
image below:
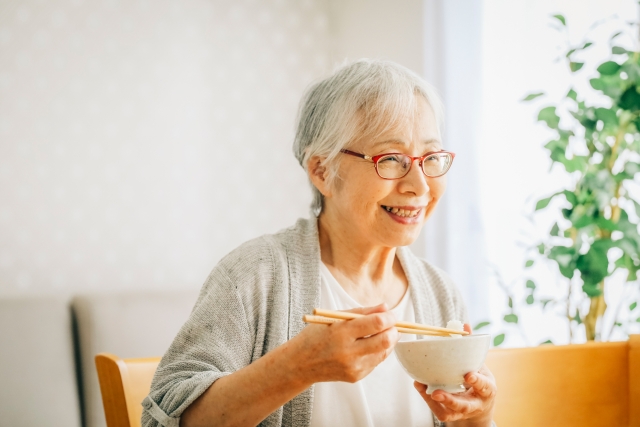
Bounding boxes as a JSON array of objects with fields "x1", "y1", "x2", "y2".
[
  {"x1": 485, "y1": 334, "x2": 640, "y2": 427},
  {"x1": 96, "y1": 336, "x2": 640, "y2": 427},
  {"x1": 95, "y1": 354, "x2": 161, "y2": 427}
]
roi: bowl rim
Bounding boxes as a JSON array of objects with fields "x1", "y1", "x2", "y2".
[{"x1": 395, "y1": 333, "x2": 492, "y2": 345}]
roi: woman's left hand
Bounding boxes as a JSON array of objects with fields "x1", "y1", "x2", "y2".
[{"x1": 413, "y1": 324, "x2": 497, "y2": 426}]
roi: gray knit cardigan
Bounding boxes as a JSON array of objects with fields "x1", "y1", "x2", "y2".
[{"x1": 141, "y1": 217, "x2": 469, "y2": 427}]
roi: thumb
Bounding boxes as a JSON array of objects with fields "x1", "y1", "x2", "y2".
[{"x1": 464, "y1": 323, "x2": 472, "y2": 335}]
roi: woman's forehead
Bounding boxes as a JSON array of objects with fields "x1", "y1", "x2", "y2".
[{"x1": 365, "y1": 137, "x2": 443, "y2": 153}]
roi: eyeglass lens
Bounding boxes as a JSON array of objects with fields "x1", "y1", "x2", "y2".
[{"x1": 376, "y1": 153, "x2": 452, "y2": 179}]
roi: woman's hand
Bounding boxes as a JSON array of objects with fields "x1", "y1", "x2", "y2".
[
  {"x1": 291, "y1": 303, "x2": 400, "y2": 384},
  {"x1": 413, "y1": 324, "x2": 497, "y2": 426}
]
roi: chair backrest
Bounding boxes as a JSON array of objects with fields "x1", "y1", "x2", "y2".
[
  {"x1": 95, "y1": 353, "x2": 161, "y2": 427},
  {"x1": 74, "y1": 290, "x2": 199, "y2": 427},
  {"x1": 96, "y1": 336, "x2": 640, "y2": 427},
  {"x1": 485, "y1": 334, "x2": 640, "y2": 427}
]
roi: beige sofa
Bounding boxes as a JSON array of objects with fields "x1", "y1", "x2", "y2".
[{"x1": 0, "y1": 289, "x2": 200, "y2": 427}]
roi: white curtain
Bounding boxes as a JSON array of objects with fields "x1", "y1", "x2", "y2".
[{"x1": 420, "y1": 0, "x2": 489, "y2": 324}]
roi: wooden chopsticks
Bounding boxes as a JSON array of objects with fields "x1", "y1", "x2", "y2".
[{"x1": 302, "y1": 308, "x2": 469, "y2": 337}]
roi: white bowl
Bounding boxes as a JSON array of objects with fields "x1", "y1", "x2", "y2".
[{"x1": 394, "y1": 334, "x2": 491, "y2": 394}]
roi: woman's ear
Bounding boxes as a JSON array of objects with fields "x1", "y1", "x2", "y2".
[{"x1": 307, "y1": 155, "x2": 332, "y2": 197}]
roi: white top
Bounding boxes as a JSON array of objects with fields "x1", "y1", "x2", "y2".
[{"x1": 309, "y1": 263, "x2": 434, "y2": 427}]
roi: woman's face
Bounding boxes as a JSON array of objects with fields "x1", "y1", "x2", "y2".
[{"x1": 322, "y1": 96, "x2": 446, "y2": 248}]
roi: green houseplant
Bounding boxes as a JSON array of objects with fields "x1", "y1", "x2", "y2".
[{"x1": 518, "y1": 14, "x2": 640, "y2": 342}]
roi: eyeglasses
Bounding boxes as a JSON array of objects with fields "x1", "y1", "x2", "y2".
[{"x1": 340, "y1": 149, "x2": 455, "y2": 180}]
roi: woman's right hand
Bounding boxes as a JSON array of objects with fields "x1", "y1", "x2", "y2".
[
  {"x1": 180, "y1": 304, "x2": 399, "y2": 427},
  {"x1": 291, "y1": 303, "x2": 400, "y2": 384}
]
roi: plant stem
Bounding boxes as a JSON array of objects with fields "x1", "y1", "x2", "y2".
[
  {"x1": 583, "y1": 119, "x2": 628, "y2": 340},
  {"x1": 584, "y1": 282, "x2": 607, "y2": 340}
]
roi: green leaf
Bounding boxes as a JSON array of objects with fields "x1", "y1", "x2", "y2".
[
  {"x1": 526, "y1": 294, "x2": 534, "y2": 305},
  {"x1": 508, "y1": 297, "x2": 513, "y2": 308},
  {"x1": 577, "y1": 239, "x2": 612, "y2": 288},
  {"x1": 526, "y1": 280, "x2": 536, "y2": 290},
  {"x1": 541, "y1": 299, "x2": 553, "y2": 309},
  {"x1": 504, "y1": 314, "x2": 518, "y2": 324},
  {"x1": 619, "y1": 86, "x2": 640, "y2": 112},
  {"x1": 525, "y1": 259, "x2": 534, "y2": 268},
  {"x1": 590, "y1": 78, "x2": 604, "y2": 91},
  {"x1": 474, "y1": 321, "x2": 491, "y2": 330},
  {"x1": 523, "y1": 92, "x2": 545, "y2": 101},
  {"x1": 562, "y1": 190, "x2": 578, "y2": 206},
  {"x1": 536, "y1": 195, "x2": 554, "y2": 210},
  {"x1": 582, "y1": 283, "x2": 602, "y2": 297},
  {"x1": 624, "y1": 162, "x2": 640, "y2": 176},
  {"x1": 552, "y1": 14, "x2": 566, "y2": 26},
  {"x1": 570, "y1": 62, "x2": 584, "y2": 72},
  {"x1": 610, "y1": 31, "x2": 622, "y2": 41},
  {"x1": 550, "y1": 222, "x2": 560, "y2": 236},
  {"x1": 493, "y1": 334, "x2": 505, "y2": 346},
  {"x1": 538, "y1": 243, "x2": 546, "y2": 255},
  {"x1": 548, "y1": 245, "x2": 578, "y2": 278},
  {"x1": 597, "y1": 61, "x2": 621, "y2": 75},
  {"x1": 537, "y1": 106, "x2": 560, "y2": 129},
  {"x1": 594, "y1": 107, "x2": 618, "y2": 128},
  {"x1": 539, "y1": 339, "x2": 554, "y2": 345},
  {"x1": 612, "y1": 46, "x2": 628, "y2": 55},
  {"x1": 563, "y1": 156, "x2": 588, "y2": 173},
  {"x1": 582, "y1": 42, "x2": 593, "y2": 49},
  {"x1": 566, "y1": 88, "x2": 577, "y2": 100},
  {"x1": 636, "y1": 317, "x2": 640, "y2": 323},
  {"x1": 631, "y1": 302, "x2": 637, "y2": 311}
]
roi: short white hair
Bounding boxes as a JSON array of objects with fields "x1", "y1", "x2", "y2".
[{"x1": 292, "y1": 59, "x2": 445, "y2": 216}]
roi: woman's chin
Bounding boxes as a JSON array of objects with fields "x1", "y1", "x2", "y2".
[{"x1": 380, "y1": 227, "x2": 424, "y2": 248}]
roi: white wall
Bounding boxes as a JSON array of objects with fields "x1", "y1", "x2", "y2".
[
  {"x1": 327, "y1": 0, "x2": 424, "y2": 75},
  {"x1": 0, "y1": 0, "x2": 435, "y2": 297},
  {"x1": 0, "y1": 0, "x2": 331, "y2": 296}
]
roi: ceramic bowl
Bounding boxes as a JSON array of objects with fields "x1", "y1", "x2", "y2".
[{"x1": 394, "y1": 334, "x2": 491, "y2": 394}]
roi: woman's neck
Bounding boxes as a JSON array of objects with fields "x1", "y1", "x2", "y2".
[{"x1": 317, "y1": 211, "x2": 408, "y2": 308}]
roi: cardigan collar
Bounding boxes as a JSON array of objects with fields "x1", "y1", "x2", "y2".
[{"x1": 282, "y1": 217, "x2": 432, "y2": 340}]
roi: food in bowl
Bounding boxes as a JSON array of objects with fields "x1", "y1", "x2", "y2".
[{"x1": 394, "y1": 333, "x2": 491, "y2": 394}]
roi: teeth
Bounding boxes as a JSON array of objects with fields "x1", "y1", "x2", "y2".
[{"x1": 383, "y1": 206, "x2": 420, "y2": 217}]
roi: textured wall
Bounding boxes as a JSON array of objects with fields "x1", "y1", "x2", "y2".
[{"x1": 0, "y1": 0, "x2": 331, "y2": 295}]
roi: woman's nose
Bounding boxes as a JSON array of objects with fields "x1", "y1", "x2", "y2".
[{"x1": 401, "y1": 159, "x2": 430, "y2": 196}]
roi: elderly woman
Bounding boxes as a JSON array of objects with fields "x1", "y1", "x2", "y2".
[{"x1": 142, "y1": 59, "x2": 497, "y2": 427}]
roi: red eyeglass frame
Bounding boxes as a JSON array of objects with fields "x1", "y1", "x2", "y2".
[{"x1": 339, "y1": 149, "x2": 456, "y2": 179}]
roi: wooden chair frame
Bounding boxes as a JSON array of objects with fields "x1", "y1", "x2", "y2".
[
  {"x1": 486, "y1": 334, "x2": 640, "y2": 426},
  {"x1": 96, "y1": 335, "x2": 640, "y2": 427},
  {"x1": 95, "y1": 353, "x2": 161, "y2": 427}
]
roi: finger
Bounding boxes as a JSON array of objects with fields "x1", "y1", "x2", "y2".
[
  {"x1": 413, "y1": 382, "x2": 457, "y2": 421},
  {"x1": 464, "y1": 323, "x2": 472, "y2": 334},
  {"x1": 465, "y1": 371, "x2": 496, "y2": 399},
  {"x1": 343, "y1": 311, "x2": 397, "y2": 339},
  {"x1": 431, "y1": 390, "x2": 483, "y2": 414},
  {"x1": 355, "y1": 325, "x2": 399, "y2": 355}
]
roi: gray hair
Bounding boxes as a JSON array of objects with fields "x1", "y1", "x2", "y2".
[{"x1": 292, "y1": 59, "x2": 444, "y2": 216}]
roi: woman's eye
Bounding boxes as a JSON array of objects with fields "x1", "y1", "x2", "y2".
[{"x1": 379, "y1": 155, "x2": 401, "y2": 163}]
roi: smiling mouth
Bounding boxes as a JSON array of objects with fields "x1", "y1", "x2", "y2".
[{"x1": 382, "y1": 206, "x2": 421, "y2": 218}]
